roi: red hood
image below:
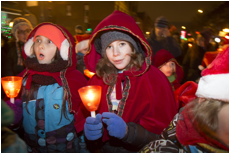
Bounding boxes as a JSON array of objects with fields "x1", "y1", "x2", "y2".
[
  {"x1": 84, "y1": 10, "x2": 152, "y2": 76},
  {"x1": 20, "y1": 22, "x2": 87, "y2": 113},
  {"x1": 152, "y1": 49, "x2": 184, "y2": 82},
  {"x1": 22, "y1": 22, "x2": 77, "y2": 68}
]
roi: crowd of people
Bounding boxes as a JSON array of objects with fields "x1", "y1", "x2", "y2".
[{"x1": 1, "y1": 10, "x2": 229, "y2": 153}]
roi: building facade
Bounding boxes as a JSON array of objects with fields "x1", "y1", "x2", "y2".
[{"x1": 1, "y1": 1, "x2": 153, "y2": 37}]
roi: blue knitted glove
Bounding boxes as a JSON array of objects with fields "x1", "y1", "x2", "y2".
[
  {"x1": 84, "y1": 113, "x2": 103, "y2": 140},
  {"x1": 5, "y1": 99, "x2": 23, "y2": 125},
  {"x1": 102, "y1": 112, "x2": 127, "y2": 139}
]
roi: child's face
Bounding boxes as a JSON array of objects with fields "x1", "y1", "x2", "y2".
[
  {"x1": 160, "y1": 61, "x2": 175, "y2": 77},
  {"x1": 34, "y1": 35, "x2": 57, "y2": 64},
  {"x1": 106, "y1": 40, "x2": 132, "y2": 70}
]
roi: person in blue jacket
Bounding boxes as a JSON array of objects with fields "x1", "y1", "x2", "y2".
[{"x1": 5, "y1": 22, "x2": 88, "y2": 152}]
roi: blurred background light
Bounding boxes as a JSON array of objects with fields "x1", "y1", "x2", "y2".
[
  {"x1": 198, "y1": 9, "x2": 203, "y2": 13},
  {"x1": 214, "y1": 37, "x2": 221, "y2": 43},
  {"x1": 9, "y1": 22, "x2": 13, "y2": 27},
  {"x1": 223, "y1": 28, "x2": 229, "y2": 33}
]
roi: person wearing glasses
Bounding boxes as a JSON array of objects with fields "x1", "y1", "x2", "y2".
[
  {"x1": 4, "y1": 17, "x2": 33, "y2": 141},
  {"x1": 7, "y1": 17, "x2": 33, "y2": 76}
]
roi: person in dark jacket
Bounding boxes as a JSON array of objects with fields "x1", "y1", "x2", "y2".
[
  {"x1": 182, "y1": 29, "x2": 213, "y2": 83},
  {"x1": 179, "y1": 36, "x2": 195, "y2": 65},
  {"x1": 7, "y1": 17, "x2": 33, "y2": 76},
  {"x1": 147, "y1": 16, "x2": 182, "y2": 60},
  {"x1": 1, "y1": 34, "x2": 11, "y2": 99}
]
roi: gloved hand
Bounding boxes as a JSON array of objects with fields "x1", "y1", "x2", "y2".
[
  {"x1": 5, "y1": 99, "x2": 23, "y2": 125},
  {"x1": 102, "y1": 112, "x2": 127, "y2": 139},
  {"x1": 84, "y1": 113, "x2": 103, "y2": 140}
]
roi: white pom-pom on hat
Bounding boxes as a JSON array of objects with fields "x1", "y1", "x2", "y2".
[
  {"x1": 24, "y1": 37, "x2": 34, "y2": 57},
  {"x1": 60, "y1": 39, "x2": 69, "y2": 60}
]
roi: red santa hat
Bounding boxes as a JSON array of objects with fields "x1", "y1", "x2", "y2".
[
  {"x1": 195, "y1": 46, "x2": 229, "y2": 102},
  {"x1": 24, "y1": 24, "x2": 69, "y2": 60},
  {"x1": 75, "y1": 34, "x2": 90, "y2": 53}
]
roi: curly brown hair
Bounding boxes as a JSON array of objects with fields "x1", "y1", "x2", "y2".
[{"x1": 95, "y1": 41, "x2": 144, "y2": 86}]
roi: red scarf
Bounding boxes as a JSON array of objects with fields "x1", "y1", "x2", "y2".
[{"x1": 25, "y1": 70, "x2": 62, "y2": 90}]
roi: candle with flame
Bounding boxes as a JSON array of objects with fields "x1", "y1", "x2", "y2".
[
  {"x1": 1, "y1": 76, "x2": 23, "y2": 104},
  {"x1": 84, "y1": 69, "x2": 95, "y2": 79},
  {"x1": 78, "y1": 85, "x2": 102, "y2": 117}
]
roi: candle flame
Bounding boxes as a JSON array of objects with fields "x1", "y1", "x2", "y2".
[
  {"x1": 87, "y1": 90, "x2": 94, "y2": 101},
  {"x1": 8, "y1": 81, "x2": 14, "y2": 89}
]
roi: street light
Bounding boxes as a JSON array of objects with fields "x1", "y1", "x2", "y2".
[
  {"x1": 198, "y1": 9, "x2": 203, "y2": 13},
  {"x1": 181, "y1": 26, "x2": 186, "y2": 29}
]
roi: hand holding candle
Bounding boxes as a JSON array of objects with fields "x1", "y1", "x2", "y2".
[
  {"x1": 78, "y1": 85, "x2": 102, "y2": 117},
  {"x1": 1, "y1": 76, "x2": 23, "y2": 104},
  {"x1": 84, "y1": 113, "x2": 103, "y2": 140}
]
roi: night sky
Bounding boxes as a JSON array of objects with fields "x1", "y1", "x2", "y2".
[{"x1": 138, "y1": 1, "x2": 226, "y2": 30}]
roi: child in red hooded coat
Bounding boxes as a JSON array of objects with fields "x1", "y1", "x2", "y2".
[
  {"x1": 152, "y1": 49, "x2": 184, "y2": 91},
  {"x1": 74, "y1": 10, "x2": 177, "y2": 152}
]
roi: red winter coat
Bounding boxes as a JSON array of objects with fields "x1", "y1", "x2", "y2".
[{"x1": 75, "y1": 10, "x2": 177, "y2": 152}]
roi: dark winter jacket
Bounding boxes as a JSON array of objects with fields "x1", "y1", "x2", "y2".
[
  {"x1": 147, "y1": 30, "x2": 182, "y2": 59},
  {"x1": 182, "y1": 43, "x2": 206, "y2": 83},
  {"x1": 1, "y1": 44, "x2": 13, "y2": 99},
  {"x1": 7, "y1": 40, "x2": 26, "y2": 76}
]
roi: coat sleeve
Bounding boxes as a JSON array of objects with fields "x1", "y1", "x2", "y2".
[{"x1": 121, "y1": 122, "x2": 159, "y2": 150}]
